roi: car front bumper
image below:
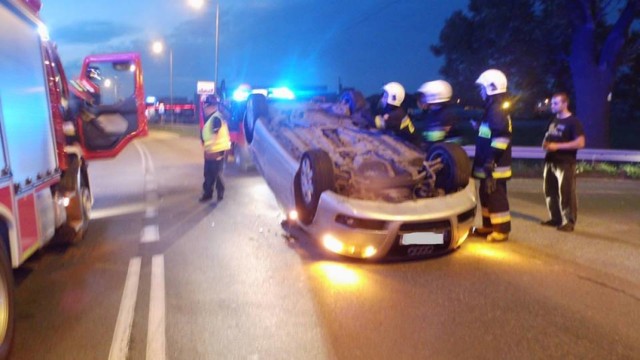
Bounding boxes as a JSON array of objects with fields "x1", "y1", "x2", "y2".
[{"x1": 295, "y1": 182, "x2": 477, "y2": 260}]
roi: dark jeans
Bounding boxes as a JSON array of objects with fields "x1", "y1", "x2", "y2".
[
  {"x1": 543, "y1": 161, "x2": 577, "y2": 226},
  {"x1": 202, "y1": 157, "x2": 225, "y2": 198}
]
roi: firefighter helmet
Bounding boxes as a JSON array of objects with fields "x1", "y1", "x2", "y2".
[
  {"x1": 382, "y1": 82, "x2": 405, "y2": 107},
  {"x1": 475, "y1": 69, "x2": 507, "y2": 96},
  {"x1": 418, "y1": 80, "x2": 453, "y2": 104}
]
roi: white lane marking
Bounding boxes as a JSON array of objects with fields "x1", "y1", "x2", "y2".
[
  {"x1": 147, "y1": 255, "x2": 166, "y2": 360},
  {"x1": 109, "y1": 257, "x2": 142, "y2": 360},
  {"x1": 134, "y1": 141, "x2": 148, "y2": 176},
  {"x1": 141, "y1": 224, "x2": 160, "y2": 243}
]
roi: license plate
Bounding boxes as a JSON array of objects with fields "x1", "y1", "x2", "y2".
[{"x1": 401, "y1": 232, "x2": 444, "y2": 245}]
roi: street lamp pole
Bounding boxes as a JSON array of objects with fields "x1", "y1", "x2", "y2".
[
  {"x1": 169, "y1": 48, "x2": 174, "y2": 124},
  {"x1": 214, "y1": 1, "x2": 219, "y2": 88},
  {"x1": 152, "y1": 40, "x2": 174, "y2": 124}
]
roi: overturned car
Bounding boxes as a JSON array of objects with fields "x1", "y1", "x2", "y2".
[{"x1": 244, "y1": 93, "x2": 477, "y2": 260}]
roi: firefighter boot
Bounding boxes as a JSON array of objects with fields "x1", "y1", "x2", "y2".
[
  {"x1": 471, "y1": 226, "x2": 493, "y2": 237},
  {"x1": 486, "y1": 232, "x2": 509, "y2": 242}
]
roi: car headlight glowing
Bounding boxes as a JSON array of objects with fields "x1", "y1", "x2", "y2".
[
  {"x1": 362, "y1": 246, "x2": 377, "y2": 258},
  {"x1": 322, "y1": 234, "x2": 344, "y2": 254}
]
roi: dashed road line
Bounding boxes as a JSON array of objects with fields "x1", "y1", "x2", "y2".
[
  {"x1": 109, "y1": 257, "x2": 142, "y2": 360},
  {"x1": 147, "y1": 255, "x2": 166, "y2": 360},
  {"x1": 141, "y1": 224, "x2": 160, "y2": 243},
  {"x1": 109, "y1": 141, "x2": 166, "y2": 359}
]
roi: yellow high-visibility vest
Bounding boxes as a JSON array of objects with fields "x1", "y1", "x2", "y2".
[{"x1": 203, "y1": 113, "x2": 231, "y2": 154}]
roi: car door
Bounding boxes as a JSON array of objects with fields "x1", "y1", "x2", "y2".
[{"x1": 74, "y1": 52, "x2": 148, "y2": 159}]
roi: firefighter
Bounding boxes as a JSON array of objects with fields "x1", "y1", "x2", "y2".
[
  {"x1": 471, "y1": 69, "x2": 513, "y2": 242},
  {"x1": 415, "y1": 80, "x2": 462, "y2": 151},
  {"x1": 199, "y1": 95, "x2": 231, "y2": 202},
  {"x1": 374, "y1": 82, "x2": 419, "y2": 145}
]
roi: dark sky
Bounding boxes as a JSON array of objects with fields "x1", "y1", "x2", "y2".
[{"x1": 41, "y1": 0, "x2": 467, "y2": 98}]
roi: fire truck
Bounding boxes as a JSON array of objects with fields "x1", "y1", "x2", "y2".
[{"x1": 0, "y1": 0, "x2": 147, "y2": 357}]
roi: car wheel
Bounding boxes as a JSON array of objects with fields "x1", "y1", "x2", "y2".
[
  {"x1": 0, "y1": 231, "x2": 14, "y2": 360},
  {"x1": 294, "y1": 149, "x2": 334, "y2": 225},
  {"x1": 243, "y1": 94, "x2": 268, "y2": 144},
  {"x1": 427, "y1": 142, "x2": 471, "y2": 193}
]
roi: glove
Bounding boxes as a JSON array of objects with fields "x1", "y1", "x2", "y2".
[{"x1": 484, "y1": 162, "x2": 496, "y2": 194}]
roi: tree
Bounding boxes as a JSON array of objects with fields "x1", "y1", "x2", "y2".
[
  {"x1": 432, "y1": 0, "x2": 639, "y2": 148},
  {"x1": 567, "y1": 0, "x2": 639, "y2": 147}
]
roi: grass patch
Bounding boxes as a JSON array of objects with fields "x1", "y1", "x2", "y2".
[{"x1": 621, "y1": 164, "x2": 640, "y2": 179}]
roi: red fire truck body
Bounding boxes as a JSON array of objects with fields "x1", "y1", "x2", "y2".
[{"x1": 0, "y1": 0, "x2": 147, "y2": 356}]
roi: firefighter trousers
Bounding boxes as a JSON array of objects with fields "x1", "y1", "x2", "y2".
[
  {"x1": 479, "y1": 179, "x2": 511, "y2": 234},
  {"x1": 543, "y1": 161, "x2": 577, "y2": 226}
]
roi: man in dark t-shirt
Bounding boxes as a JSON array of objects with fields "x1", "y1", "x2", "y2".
[{"x1": 541, "y1": 92, "x2": 586, "y2": 232}]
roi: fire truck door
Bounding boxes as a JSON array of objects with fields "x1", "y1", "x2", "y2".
[{"x1": 75, "y1": 53, "x2": 148, "y2": 160}]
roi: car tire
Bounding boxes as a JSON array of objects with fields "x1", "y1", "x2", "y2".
[
  {"x1": 294, "y1": 149, "x2": 335, "y2": 225},
  {"x1": 243, "y1": 94, "x2": 268, "y2": 144},
  {"x1": 427, "y1": 142, "x2": 471, "y2": 193},
  {"x1": 0, "y1": 230, "x2": 15, "y2": 360}
]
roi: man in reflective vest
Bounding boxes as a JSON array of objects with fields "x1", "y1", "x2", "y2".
[
  {"x1": 471, "y1": 69, "x2": 513, "y2": 242},
  {"x1": 199, "y1": 95, "x2": 231, "y2": 202}
]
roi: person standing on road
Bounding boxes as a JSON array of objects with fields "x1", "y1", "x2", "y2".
[
  {"x1": 199, "y1": 95, "x2": 231, "y2": 203},
  {"x1": 374, "y1": 82, "x2": 420, "y2": 145},
  {"x1": 415, "y1": 80, "x2": 462, "y2": 151},
  {"x1": 471, "y1": 69, "x2": 513, "y2": 242},
  {"x1": 540, "y1": 92, "x2": 586, "y2": 232}
]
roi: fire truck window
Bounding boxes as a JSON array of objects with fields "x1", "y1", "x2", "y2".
[{"x1": 86, "y1": 61, "x2": 136, "y2": 106}]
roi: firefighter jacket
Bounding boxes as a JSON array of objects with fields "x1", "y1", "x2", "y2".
[
  {"x1": 472, "y1": 95, "x2": 512, "y2": 180},
  {"x1": 415, "y1": 104, "x2": 462, "y2": 146},
  {"x1": 374, "y1": 105, "x2": 420, "y2": 145},
  {"x1": 202, "y1": 111, "x2": 231, "y2": 155}
]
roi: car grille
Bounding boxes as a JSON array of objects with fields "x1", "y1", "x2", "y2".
[{"x1": 399, "y1": 220, "x2": 450, "y2": 233}]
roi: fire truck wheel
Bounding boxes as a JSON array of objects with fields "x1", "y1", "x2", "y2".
[
  {"x1": 243, "y1": 94, "x2": 268, "y2": 144},
  {"x1": 0, "y1": 234, "x2": 15, "y2": 360},
  {"x1": 57, "y1": 166, "x2": 92, "y2": 244}
]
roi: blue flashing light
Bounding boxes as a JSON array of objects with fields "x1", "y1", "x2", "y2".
[
  {"x1": 270, "y1": 87, "x2": 295, "y2": 100},
  {"x1": 233, "y1": 88, "x2": 250, "y2": 102},
  {"x1": 146, "y1": 96, "x2": 157, "y2": 104}
]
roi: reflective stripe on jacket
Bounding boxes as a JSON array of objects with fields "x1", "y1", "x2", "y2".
[{"x1": 472, "y1": 95, "x2": 512, "y2": 180}]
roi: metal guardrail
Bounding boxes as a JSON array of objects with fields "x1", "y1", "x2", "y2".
[{"x1": 463, "y1": 146, "x2": 640, "y2": 163}]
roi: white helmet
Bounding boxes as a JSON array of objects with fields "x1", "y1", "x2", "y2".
[
  {"x1": 418, "y1": 80, "x2": 452, "y2": 104},
  {"x1": 475, "y1": 69, "x2": 507, "y2": 95},
  {"x1": 382, "y1": 82, "x2": 405, "y2": 107}
]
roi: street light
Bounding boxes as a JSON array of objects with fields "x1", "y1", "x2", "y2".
[
  {"x1": 188, "y1": 0, "x2": 220, "y2": 89},
  {"x1": 152, "y1": 40, "x2": 174, "y2": 124}
]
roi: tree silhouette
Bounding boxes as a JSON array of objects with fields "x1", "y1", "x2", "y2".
[{"x1": 432, "y1": 0, "x2": 639, "y2": 148}]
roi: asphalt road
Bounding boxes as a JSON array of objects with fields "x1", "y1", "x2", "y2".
[{"x1": 11, "y1": 131, "x2": 640, "y2": 359}]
